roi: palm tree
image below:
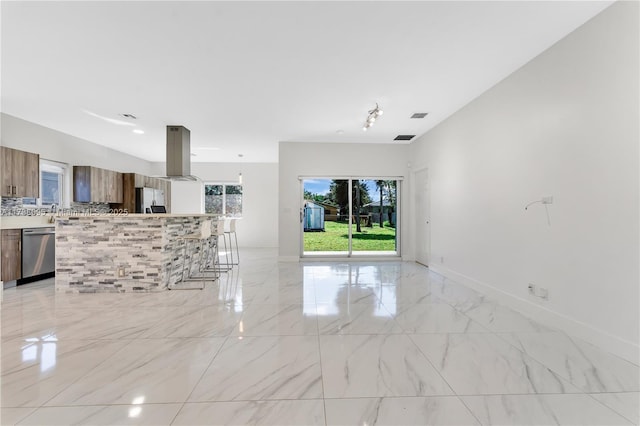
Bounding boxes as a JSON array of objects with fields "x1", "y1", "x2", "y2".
[
  {"x1": 375, "y1": 180, "x2": 385, "y2": 227},
  {"x1": 385, "y1": 180, "x2": 397, "y2": 225},
  {"x1": 329, "y1": 179, "x2": 372, "y2": 230},
  {"x1": 354, "y1": 183, "x2": 362, "y2": 232},
  {"x1": 329, "y1": 180, "x2": 349, "y2": 219}
]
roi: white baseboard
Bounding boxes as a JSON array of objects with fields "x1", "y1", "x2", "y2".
[
  {"x1": 238, "y1": 246, "x2": 278, "y2": 249},
  {"x1": 302, "y1": 256, "x2": 402, "y2": 262},
  {"x1": 430, "y1": 264, "x2": 639, "y2": 366}
]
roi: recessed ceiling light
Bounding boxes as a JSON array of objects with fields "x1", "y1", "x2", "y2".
[
  {"x1": 120, "y1": 113, "x2": 137, "y2": 119},
  {"x1": 336, "y1": 130, "x2": 344, "y2": 135},
  {"x1": 411, "y1": 113, "x2": 429, "y2": 119},
  {"x1": 132, "y1": 129, "x2": 144, "y2": 134},
  {"x1": 238, "y1": 154, "x2": 244, "y2": 158},
  {"x1": 83, "y1": 110, "x2": 135, "y2": 127}
]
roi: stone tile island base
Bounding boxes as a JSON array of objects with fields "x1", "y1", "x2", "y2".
[{"x1": 55, "y1": 214, "x2": 214, "y2": 293}]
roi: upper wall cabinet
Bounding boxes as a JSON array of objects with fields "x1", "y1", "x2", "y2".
[
  {"x1": 73, "y1": 166, "x2": 123, "y2": 203},
  {"x1": 1, "y1": 146, "x2": 40, "y2": 198}
]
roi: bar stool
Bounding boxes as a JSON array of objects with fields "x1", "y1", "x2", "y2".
[
  {"x1": 169, "y1": 220, "x2": 213, "y2": 290},
  {"x1": 201, "y1": 219, "x2": 222, "y2": 279},
  {"x1": 210, "y1": 218, "x2": 232, "y2": 272},
  {"x1": 225, "y1": 218, "x2": 240, "y2": 265}
]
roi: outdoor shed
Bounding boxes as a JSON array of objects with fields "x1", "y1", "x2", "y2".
[{"x1": 304, "y1": 201, "x2": 325, "y2": 231}]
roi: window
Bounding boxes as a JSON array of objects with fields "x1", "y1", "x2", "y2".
[
  {"x1": 22, "y1": 160, "x2": 67, "y2": 208},
  {"x1": 204, "y1": 183, "x2": 242, "y2": 217}
]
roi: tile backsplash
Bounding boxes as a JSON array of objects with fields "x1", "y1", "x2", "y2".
[{"x1": 0, "y1": 197, "x2": 24, "y2": 213}]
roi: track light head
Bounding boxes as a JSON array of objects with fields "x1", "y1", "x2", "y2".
[{"x1": 363, "y1": 103, "x2": 383, "y2": 130}]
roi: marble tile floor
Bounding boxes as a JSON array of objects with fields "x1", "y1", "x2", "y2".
[{"x1": 1, "y1": 248, "x2": 637, "y2": 425}]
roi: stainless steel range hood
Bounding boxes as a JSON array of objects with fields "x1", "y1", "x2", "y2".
[
  {"x1": 165, "y1": 125, "x2": 200, "y2": 181},
  {"x1": 156, "y1": 125, "x2": 205, "y2": 214}
]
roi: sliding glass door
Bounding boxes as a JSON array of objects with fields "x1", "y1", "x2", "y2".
[
  {"x1": 302, "y1": 178, "x2": 349, "y2": 255},
  {"x1": 350, "y1": 179, "x2": 398, "y2": 255},
  {"x1": 301, "y1": 177, "x2": 399, "y2": 257}
]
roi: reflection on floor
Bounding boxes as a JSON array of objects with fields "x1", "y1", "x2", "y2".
[{"x1": 1, "y1": 248, "x2": 638, "y2": 425}]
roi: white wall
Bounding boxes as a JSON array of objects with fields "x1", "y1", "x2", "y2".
[
  {"x1": 170, "y1": 180, "x2": 205, "y2": 214},
  {"x1": 278, "y1": 142, "x2": 410, "y2": 260},
  {"x1": 1, "y1": 113, "x2": 153, "y2": 175},
  {"x1": 151, "y1": 162, "x2": 279, "y2": 248},
  {"x1": 410, "y1": 2, "x2": 638, "y2": 362}
]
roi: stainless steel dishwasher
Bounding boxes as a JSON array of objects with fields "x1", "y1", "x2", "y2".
[{"x1": 22, "y1": 227, "x2": 55, "y2": 279}]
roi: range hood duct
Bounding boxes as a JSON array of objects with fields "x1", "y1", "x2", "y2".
[
  {"x1": 161, "y1": 125, "x2": 204, "y2": 214},
  {"x1": 166, "y1": 125, "x2": 191, "y2": 177}
]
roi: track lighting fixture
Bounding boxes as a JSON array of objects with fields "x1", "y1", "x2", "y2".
[{"x1": 362, "y1": 104, "x2": 383, "y2": 131}]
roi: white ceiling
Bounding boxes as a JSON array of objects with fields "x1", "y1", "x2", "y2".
[{"x1": 1, "y1": 1, "x2": 612, "y2": 163}]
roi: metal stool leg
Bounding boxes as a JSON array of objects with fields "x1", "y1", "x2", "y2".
[
  {"x1": 222, "y1": 232, "x2": 230, "y2": 267},
  {"x1": 233, "y1": 230, "x2": 239, "y2": 265},
  {"x1": 180, "y1": 239, "x2": 191, "y2": 283},
  {"x1": 224, "y1": 219, "x2": 239, "y2": 266},
  {"x1": 170, "y1": 220, "x2": 215, "y2": 290},
  {"x1": 203, "y1": 235, "x2": 221, "y2": 280},
  {"x1": 206, "y1": 219, "x2": 232, "y2": 273}
]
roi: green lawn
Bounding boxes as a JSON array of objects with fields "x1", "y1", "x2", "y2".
[{"x1": 304, "y1": 221, "x2": 396, "y2": 252}]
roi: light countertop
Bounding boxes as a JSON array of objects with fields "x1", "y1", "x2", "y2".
[
  {"x1": 1, "y1": 216, "x2": 56, "y2": 229},
  {"x1": 55, "y1": 213, "x2": 219, "y2": 219},
  {"x1": 1, "y1": 213, "x2": 224, "y2": 229}
]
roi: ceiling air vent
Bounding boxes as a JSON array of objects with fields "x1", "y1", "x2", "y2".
[
  {"x1": 411, "y1": 113, "x2": 428, "y2": 119},
  {"x1": 394, "y1": 135, "x2": 416, "y2": 141}
]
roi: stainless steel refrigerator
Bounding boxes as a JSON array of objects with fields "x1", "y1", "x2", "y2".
[{"x1": 135, "y1": 187, "x2": 165, "y2": 213}]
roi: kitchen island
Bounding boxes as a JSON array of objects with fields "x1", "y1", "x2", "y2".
[{"x1": 55, "y1": 213, "x2": 215, "y2": 293}]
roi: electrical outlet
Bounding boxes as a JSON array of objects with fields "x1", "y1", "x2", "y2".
[
  {"x1": 541, "y1": 196, "x2": 553, "y2": 204},
  {"x1": 538, "y1": 287, "x2": 549, "y2": 300},
  {"x1": 528, "y1": 283, "x2": 549, "y2": 300},
  {"x1": 117, "y1": 267, "x2": 126, "y2": 277}
]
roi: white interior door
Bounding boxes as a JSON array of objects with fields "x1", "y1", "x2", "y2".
[{"x1": 414, "y1": 168, "x2": 430, "y2": 266}]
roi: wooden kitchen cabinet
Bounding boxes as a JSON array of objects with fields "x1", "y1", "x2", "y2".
[
  {"x1": 73, "y1": 166, "x2": 123, "y2": 203},
  {"x1": 1, "y1": 146, "x2": 39, "y2": 198},
  {"x1": 1, "y1": 229, "x2": 22, "y2": 282},
  {"x1": 1, "y1": 147, "x2": 12, "y2": 197},
  {"x1": 109, "y1": 169, "x2": 123, "y2": 202}
]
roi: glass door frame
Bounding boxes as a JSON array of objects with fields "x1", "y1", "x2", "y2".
[{"x1": 299, "y1": 176, "x2": 402, "y2": 258}]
